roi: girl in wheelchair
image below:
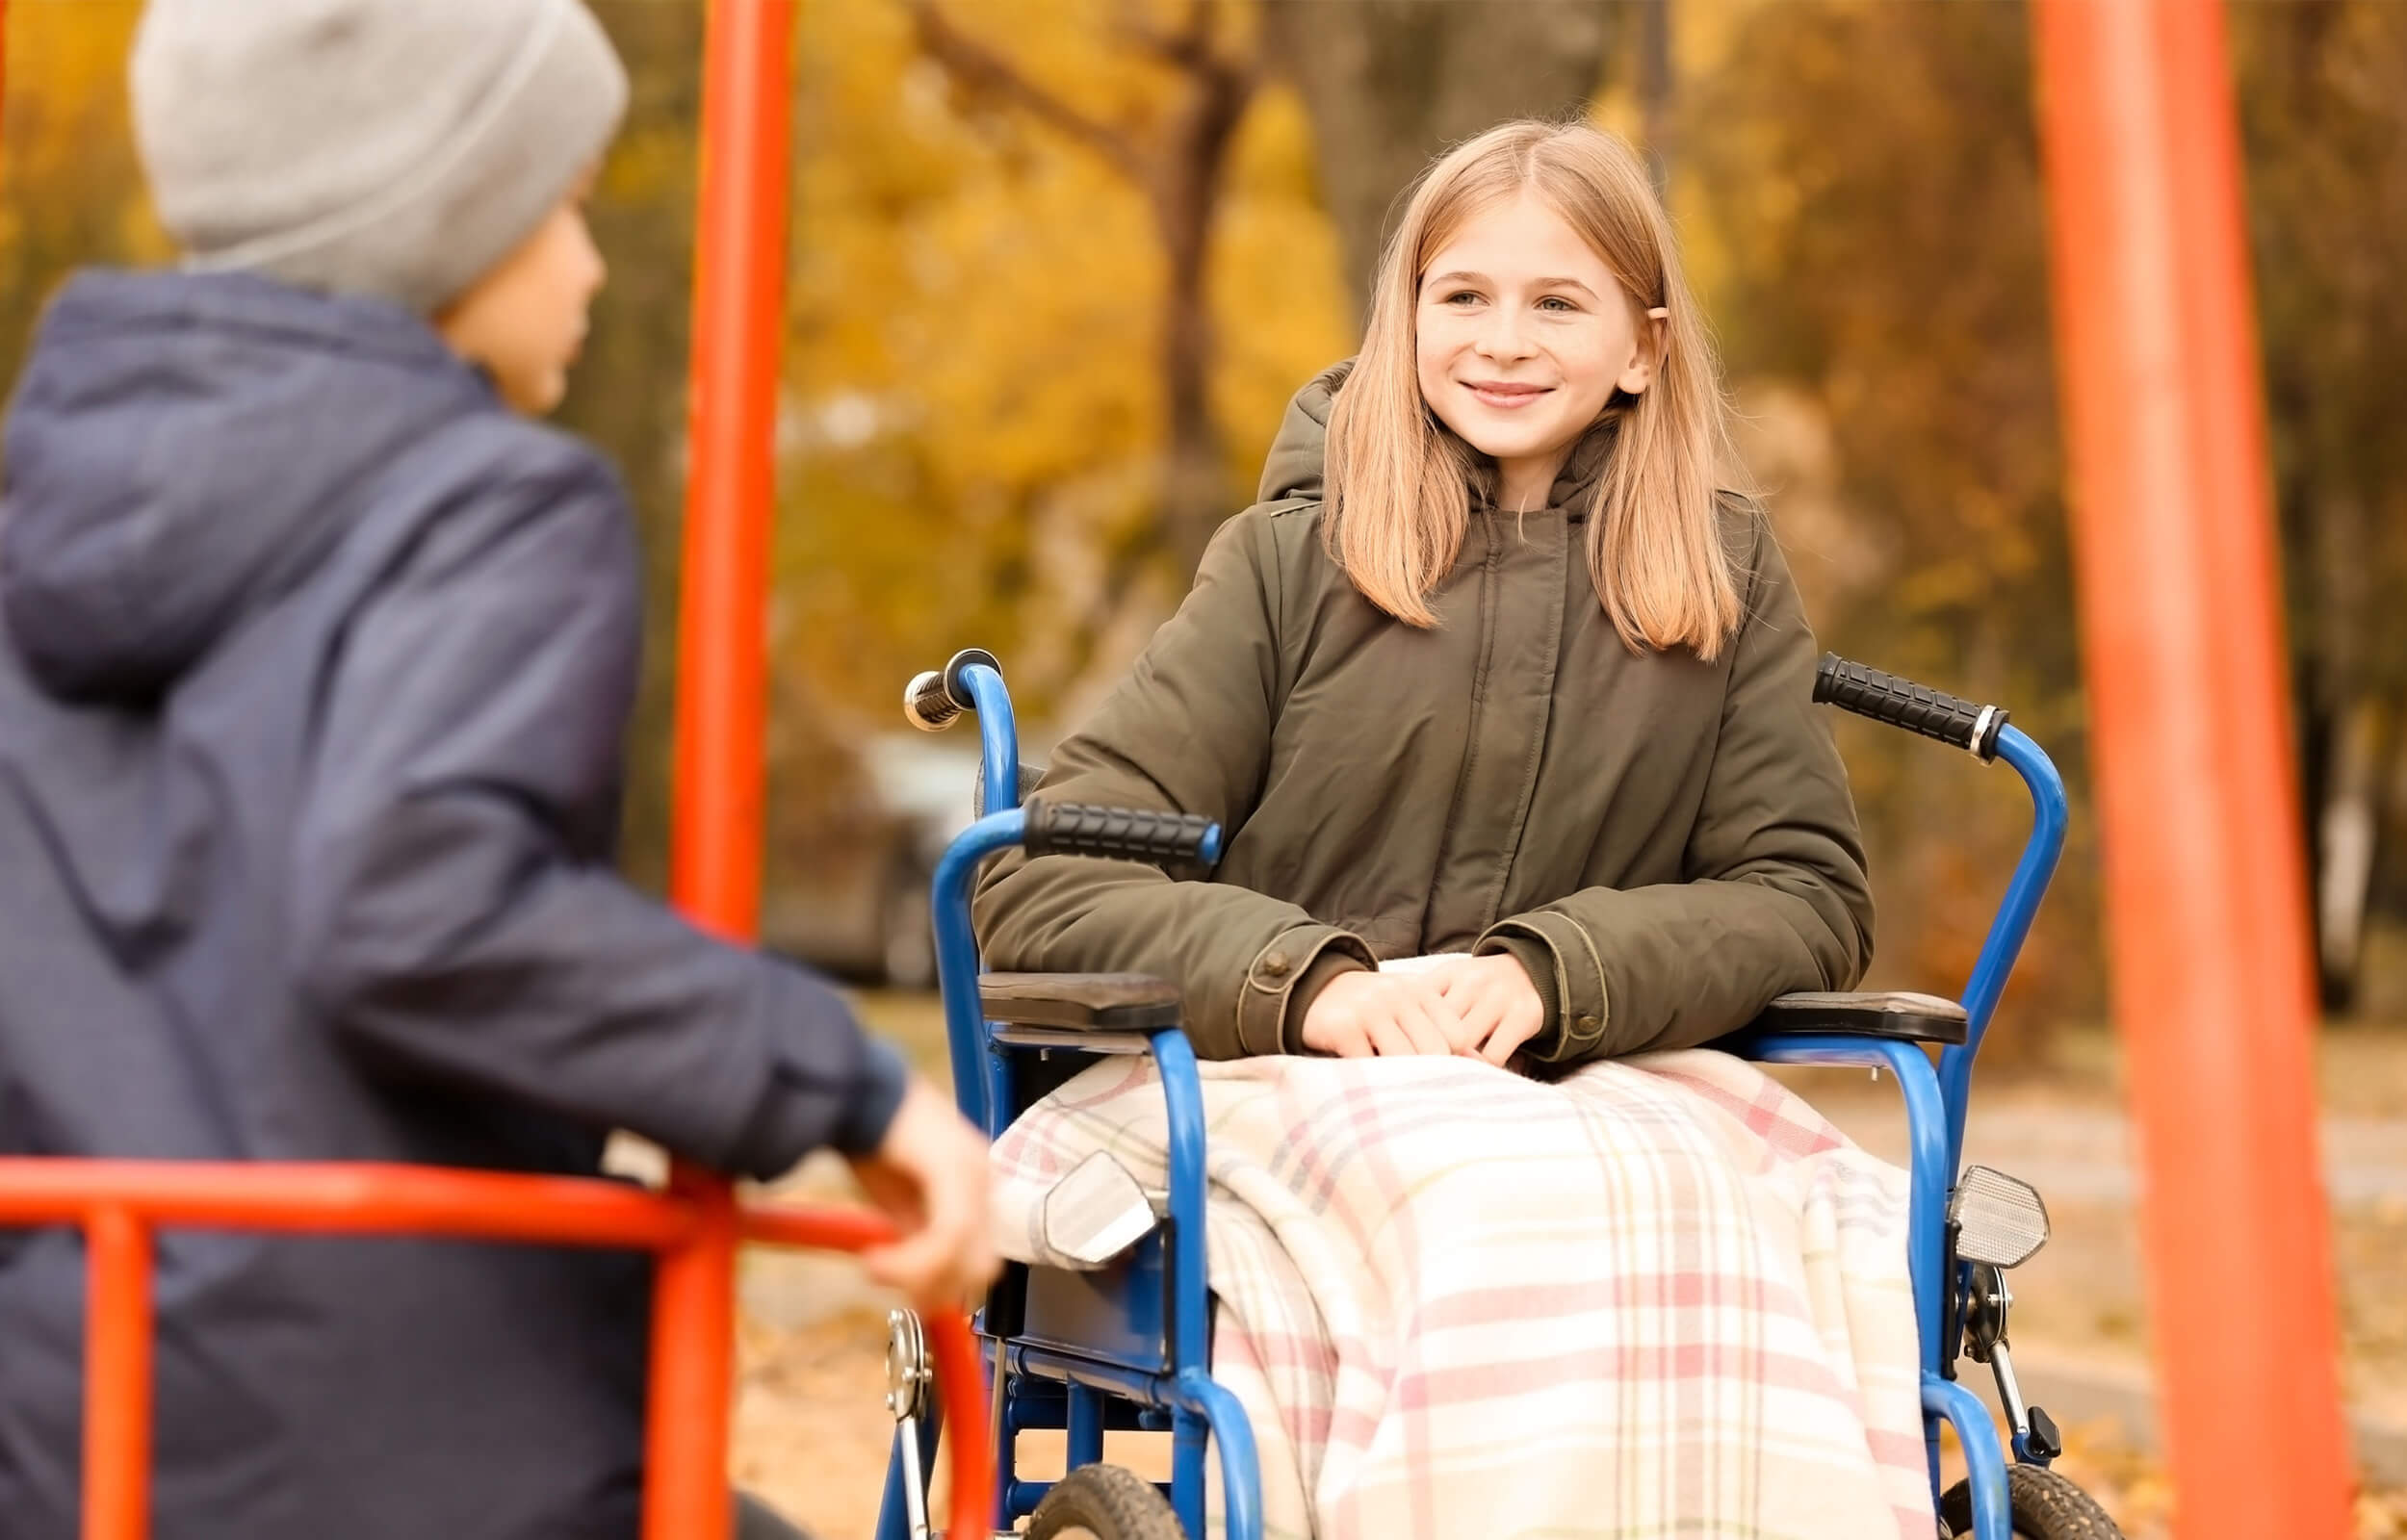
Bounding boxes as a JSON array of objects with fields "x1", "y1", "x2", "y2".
[{"x1": 975, "y1": 120, "x2": 1934, "y2": 1539}]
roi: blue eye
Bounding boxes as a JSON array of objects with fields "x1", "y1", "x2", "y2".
[{"x1": 1537, "y1": 295, "x2": 1578, "y2": 313}]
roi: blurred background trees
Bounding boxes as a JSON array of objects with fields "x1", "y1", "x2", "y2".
[{"x1": 8, "y1": 0, "x2": 2407, "y2": 1045}]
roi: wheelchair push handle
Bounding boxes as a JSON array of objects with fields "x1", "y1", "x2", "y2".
[
  {"x1": 903, "y1": 648, "x2": 1002, "y2": 732},
  {"x1": 1025, "y1": 799, "x2": 1223, "y2": 868},
  {"x1": 1816, "y1": 654, "x2": 2008, "y2": 762}
]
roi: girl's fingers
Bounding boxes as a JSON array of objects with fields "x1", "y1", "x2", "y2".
[
  {"x1": 1366, "y1": 1016, "x2": 1415, "y2": 1057},
  {"x1": 1397, "y1": 994, "x2": 1456, "y2": 1056},
  {"x1": 1479, "y1": 1008, "x2": 1546, "y2": 1066},
  {"x1": 1437, "y1": 990, "x2": 1498, "y2": 1055}
]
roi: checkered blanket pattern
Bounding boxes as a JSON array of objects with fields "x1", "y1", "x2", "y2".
[{"x1": 991, "y1": 1049, "x2": 1935, "y2": 1540}]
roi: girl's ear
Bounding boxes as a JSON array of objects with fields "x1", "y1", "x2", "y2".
[{"x1": 1618, "y1": 306, "x2": 1669, "y2": 397}]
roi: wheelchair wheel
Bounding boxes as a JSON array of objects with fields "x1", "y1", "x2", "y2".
[
  {"x1": 1940, "y1": 1463, "x2": 2125, "y2": 1538},
  {"x1": 1025, "y1": 1462, "x2": 1184, "y2": 1540}
]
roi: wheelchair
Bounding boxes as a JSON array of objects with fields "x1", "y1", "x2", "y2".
[{"x1": 871, "y1": 648, "x2": 2125, "y2": 1540}]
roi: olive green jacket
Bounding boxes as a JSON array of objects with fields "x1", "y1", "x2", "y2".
[{"x1": 975, "y1": 365, "x2": 1873, "y2": 1065}]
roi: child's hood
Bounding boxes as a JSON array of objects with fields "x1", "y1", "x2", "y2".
[
  {"x1": 0, "y1": 270, "x2": 489, "y2": 704},
  {"x1": 1255, "y1": 360, "x2": 1352, "y2": 505}
]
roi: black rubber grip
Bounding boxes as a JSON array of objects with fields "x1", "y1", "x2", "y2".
[
  {"x1": 1024, "y1": 801, "x2": 1219, "y2": 868},
  {"x1": 1814, "y1": 654, "x2": 2006, "y2": 760}
]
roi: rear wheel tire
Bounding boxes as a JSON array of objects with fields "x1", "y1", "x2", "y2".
[
  {"x1": 1025, "y1": 1463, "x2": 1184, "y2": 1540},
  {"x1": 1940, "y1": 1464, "x2": 2125, "y2": 1539}
]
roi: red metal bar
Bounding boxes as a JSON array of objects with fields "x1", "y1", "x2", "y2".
[
  {"x1": 2031, "y1": 4, "x2": 2353, "y2": 1536},
  {"x1": 0, "y1": 1165, "x2": 991, "y2": 1539},
  {"x1": 740, "y1": 1207, "x2": 996, "y2": 1538},
  {"x1": 0, "y1": 1161, "x2": 693, "y2": 1247},
  {"x1": 83, "y1": 1209, "x2": 150, "y2": 1540},
  {"x1": 924, "y1": 1309, "x2": 997, "y2": 1540},
  {"x1": 670, "y1": 0, "x2": 795, "y2": 941},
  {"x1": 738, "y1": 1202, "x2": 896, "y2": 1253},
  {"x1": 642, "y1": 1171, "x2": 739, "y2": 1540}
]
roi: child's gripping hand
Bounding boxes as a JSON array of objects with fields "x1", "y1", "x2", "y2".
[{"x1": 848, "y1": 1077, "x2": 1000, "y2": 1309}]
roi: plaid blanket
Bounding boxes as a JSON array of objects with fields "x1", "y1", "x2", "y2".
[{"x1": 992, "y1": 1050, "x2": 1935, "y2": 1540}]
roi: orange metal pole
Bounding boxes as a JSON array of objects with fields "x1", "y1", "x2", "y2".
[
  {"x1": 669, "y1": 0, "x2": 795, "y2": 940},
  {"x1": 2031, "y1": 4, "x2": 2352, "y2": 1536},
  {"x1": 83, "y1": 1209, "x2": 151, "y2": 1540},
  {"x1": 659, "y1": 0, "x2": 797, "y2": 1530}
]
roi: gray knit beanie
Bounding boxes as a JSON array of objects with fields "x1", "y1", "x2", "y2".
[{"x1": 130, "y1": 0, "x2": 629, "y2": 315}]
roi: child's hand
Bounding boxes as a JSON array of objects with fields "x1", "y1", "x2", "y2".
[
  {"x1": 848, "y1": 1076, "x2": 1000, "y2": 1309},
  {"x1": 1425, "y1": 954, "x2": 1547, "y2": 1066},
  {"x1": 1298, "y1": 971, "x2": 1478, "y2": 1057}
]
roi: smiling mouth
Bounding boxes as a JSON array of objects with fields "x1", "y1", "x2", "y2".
[{"x1": 1462, "y1": 380, "x2": 1552, "y2": 409}]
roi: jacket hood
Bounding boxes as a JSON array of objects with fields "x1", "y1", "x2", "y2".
[
  {"x1": 1255, "y1": 357, "x2": 1620, "y2": 513},
  {"x1": 1, "y1": 270, "x2": 489, "y2": 703}
]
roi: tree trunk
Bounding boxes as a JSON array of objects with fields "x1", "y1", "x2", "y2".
[
  {"x1": 2317, "y1": 698, "x2": 2387, "y2": 1014},
  {"x1": 1149, "y1": 35, "x2": 1256, "y2": 579},
  {"x1": 905, "y1": 0, "x2": 1254, "y2": 594},
  {"x1": 1259, "y1": 0, "x2": 1625, "y2": 322},
  {"x1": 2309, "y1": 489, "x2": 2382, "y2": 1014},
  {"x1": 1638, "y1": 0, "x2": 1677, "y2": 197}
]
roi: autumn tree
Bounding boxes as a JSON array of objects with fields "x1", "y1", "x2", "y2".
[
  {"x1": 1258, "y1": 0, "x2": 1623, "y2": 321},
  {"x1": 0, "y1": 2, "x2": 164, "y2": 441},
  {"x1": 775, "y1": 0, "x2": 1346, "y2": 728},
  {"x1": 2233, "y1": 0, "x2": 2407, "y2": 1013},
  {"x1": 1684, "y1": 0, "x2": 2098, "y2": 1041},
  {"x1": 904, "y1": 0, "x2": 1257, "y2": 583}
]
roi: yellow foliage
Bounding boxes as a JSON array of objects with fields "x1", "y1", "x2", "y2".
[
  {"x1": 1, "y1": 0, "x2": 168, "y2": 362},
  {"x1": 778, "y1": 0, "x2": 1351, "y2": 722}
]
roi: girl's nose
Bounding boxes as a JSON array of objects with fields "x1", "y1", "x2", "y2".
[{"x1": 1477, "y1": 306, "x2": 1533, "y2": 362}]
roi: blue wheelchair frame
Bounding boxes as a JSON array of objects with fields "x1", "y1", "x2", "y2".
[{"x1": 878, "y1": 658, "x2": 2067, "y2": 1540}]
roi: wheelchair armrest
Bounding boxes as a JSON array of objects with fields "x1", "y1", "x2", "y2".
[
  {"x1": 1741, "y1": 990, "x2": 1970, "y2": 1045},
  {"x1": 978, "y1": 972, "x2": 1184, "y2": 1033}
]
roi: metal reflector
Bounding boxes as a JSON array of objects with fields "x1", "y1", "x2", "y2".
[
  {"x1": 1949, "y1": 1165, "x2": 2050, "y2": 1269},
  {"x1": 1040, "y1": 1151, "x2": 1160, "y2": 1269}
]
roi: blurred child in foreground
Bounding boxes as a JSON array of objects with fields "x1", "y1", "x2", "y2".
[{"x1": 0, "y1": 3, "x2": 994, "y2": 1536}]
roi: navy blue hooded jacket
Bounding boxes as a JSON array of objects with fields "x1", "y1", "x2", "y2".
[{"x1": 0, "y1": 271, "x2": 907, "y2": 1539}]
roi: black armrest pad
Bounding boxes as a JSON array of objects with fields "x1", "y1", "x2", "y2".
[
  {"x1": 1744, "y1": 989, "x2": 1969, "y2": 1045},
  {"x1": 979, "y1": 972, "x2": 1184, "y2": 1033}
]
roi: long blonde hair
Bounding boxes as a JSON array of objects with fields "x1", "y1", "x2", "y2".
[{"x1": 1323, "y1": 120, "x2": 1745, "y2": 657}]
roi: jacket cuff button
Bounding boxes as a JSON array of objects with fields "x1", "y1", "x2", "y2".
[
  {"x1": 1574, "y1": 1013, "x2": 1599, "y2": 1033},
  {"x1": 1261, "y1": 950, "x2": 1291, "y2": 978}
]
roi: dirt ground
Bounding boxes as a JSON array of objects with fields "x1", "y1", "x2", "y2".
[{"x1": 727, "y1": 995, "x2": 2407, "y2": 1538}]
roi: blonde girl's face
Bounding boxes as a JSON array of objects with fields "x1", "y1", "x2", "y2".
[
  {"x1": 1413, "y1": 192, "x2": 1659, "y2": 507},
  {"x1": 434, "y1": 173, "x2": 607, "y2": 416}
]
